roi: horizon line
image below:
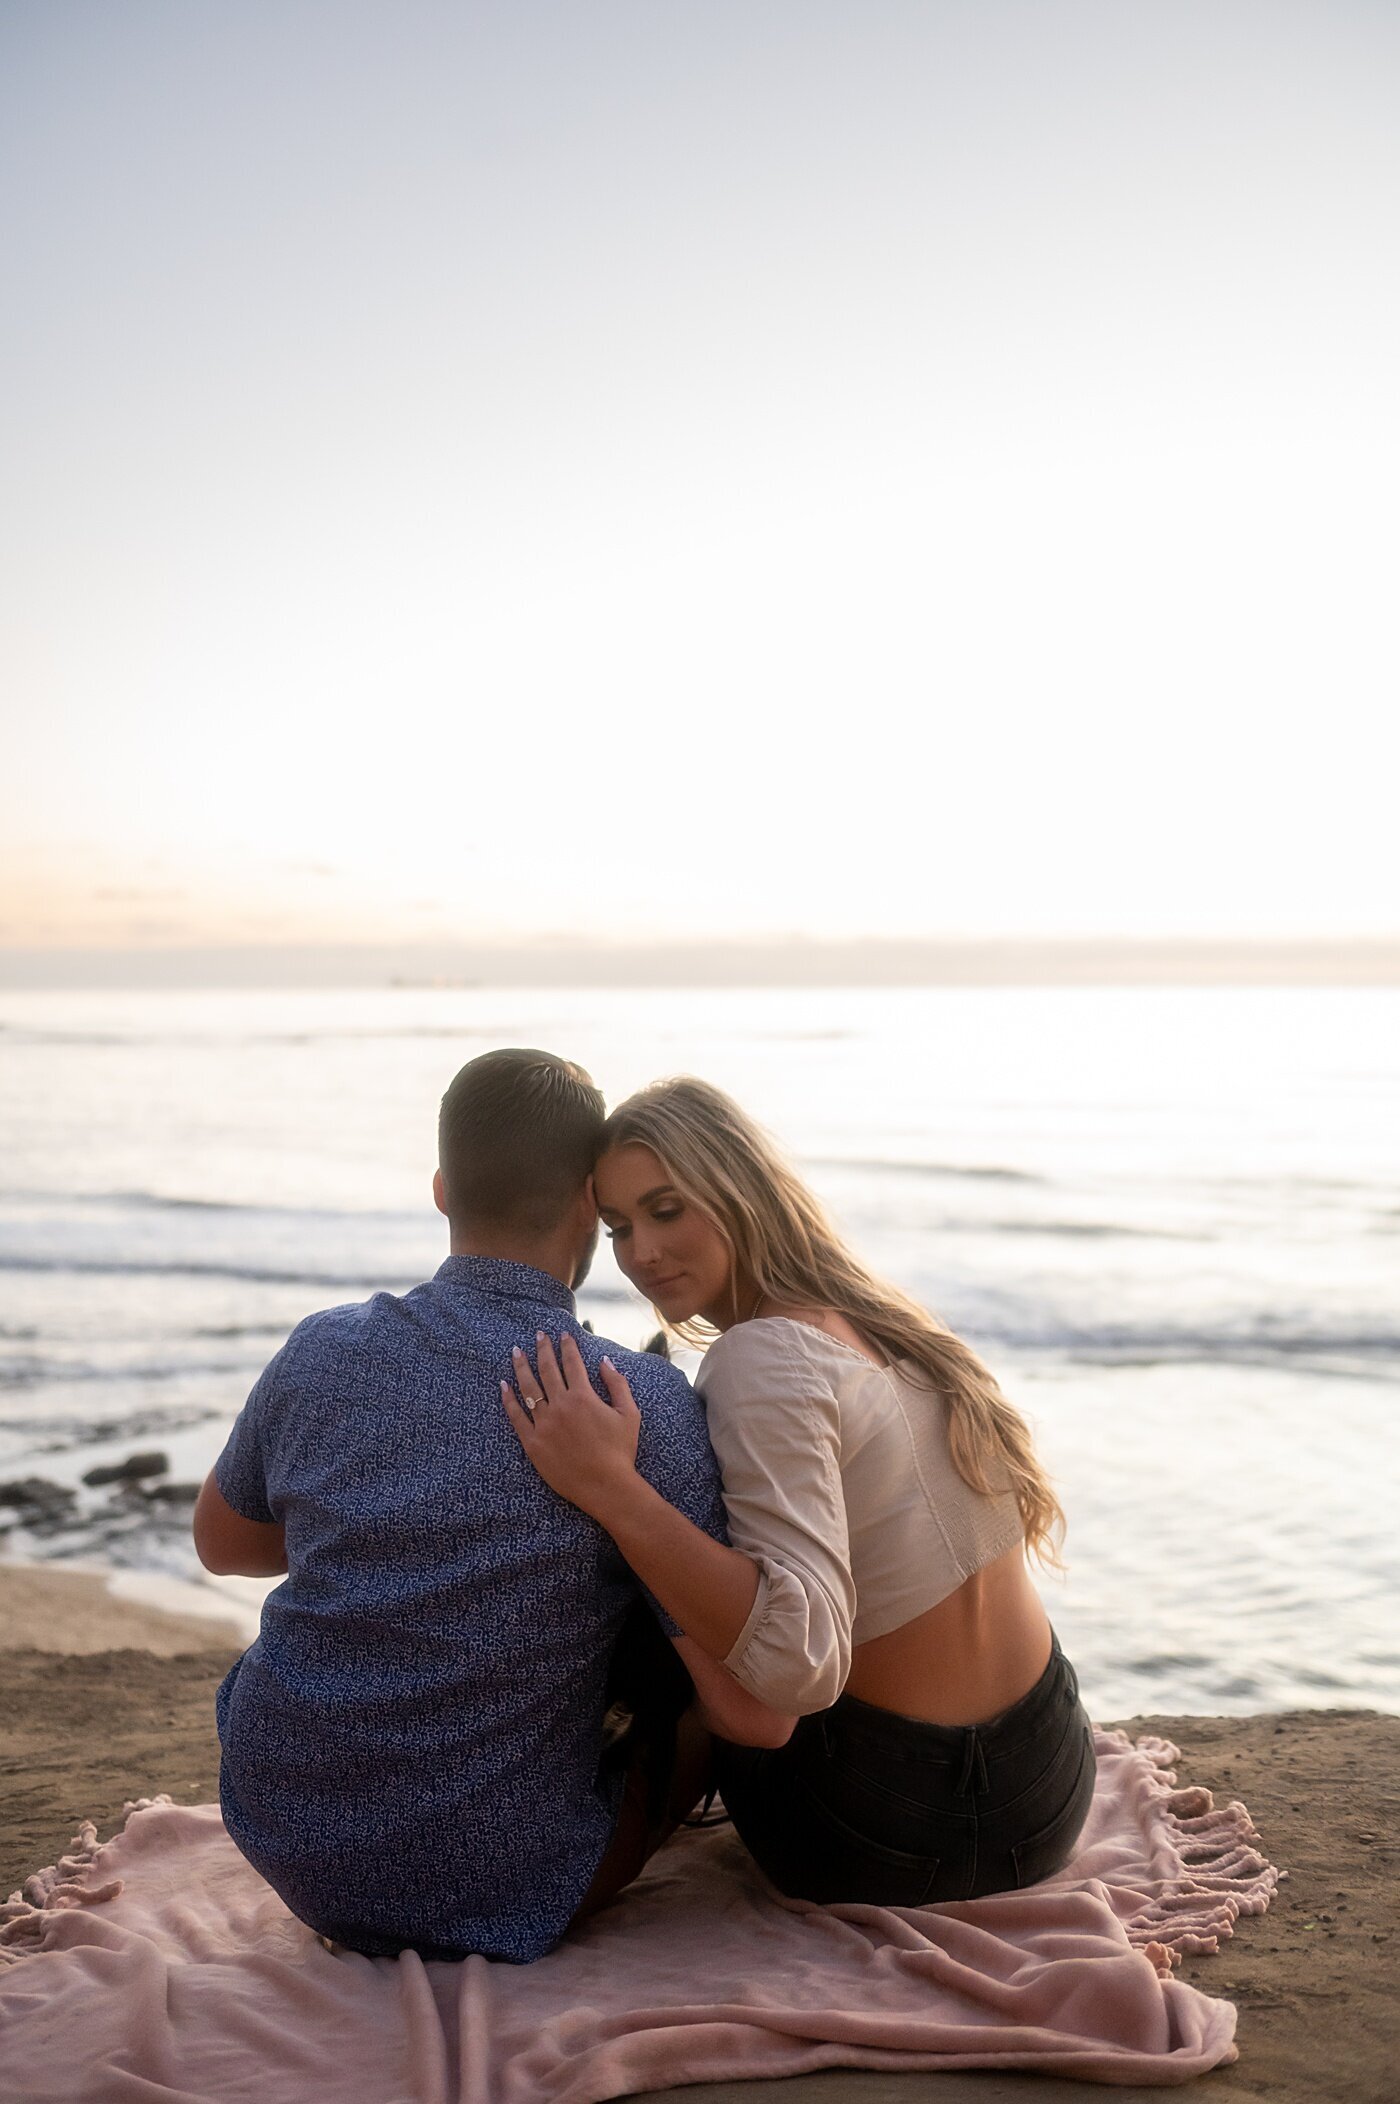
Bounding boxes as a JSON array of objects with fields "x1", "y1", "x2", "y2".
[{"x1": 2, "y1": 935, "x2": 1398, "y2": 991}]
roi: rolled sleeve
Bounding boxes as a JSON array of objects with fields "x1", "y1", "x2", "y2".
[{"x1": 698, "y1": 1324, "x2": 855, "y2": 1714}]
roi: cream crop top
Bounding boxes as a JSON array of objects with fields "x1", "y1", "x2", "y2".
[{"x1": 695, "y1": 1317, "x2": 1024, "y2": 1715}]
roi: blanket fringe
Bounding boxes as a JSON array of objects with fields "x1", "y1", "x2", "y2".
[
  {"x1": 0, "y1": 1795, "x2": 171, "y2": 1965},
  {"x1": 1099, "y1": 1731, "x2": 1282, "y2": 1964}
]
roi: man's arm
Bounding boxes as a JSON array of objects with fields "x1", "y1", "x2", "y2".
[{"x1": 193, "y1": 1472, "x2": 287, "y2": 1577}]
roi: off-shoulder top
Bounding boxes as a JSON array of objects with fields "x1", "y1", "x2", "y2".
[{"x1": 695, "y1": 1317, "x2": 1024, "y2": 1714}]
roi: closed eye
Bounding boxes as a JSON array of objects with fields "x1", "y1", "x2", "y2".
[{"x1": 603, "y1": 1205, "x2": 682, "y2": 1241}]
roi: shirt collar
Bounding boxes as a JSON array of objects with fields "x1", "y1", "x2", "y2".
[{"x1": 434, "y1": 1253, "x2": 577, "y2": 1314}]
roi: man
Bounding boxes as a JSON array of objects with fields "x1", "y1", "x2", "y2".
[{"x1": 194, "y1": 1048, "x2": 788, "y2": 1962}]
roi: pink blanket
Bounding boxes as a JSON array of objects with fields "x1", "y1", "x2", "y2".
[{"x1": 0, "y1": 1730, "x2": 1279, "y2": 2102}]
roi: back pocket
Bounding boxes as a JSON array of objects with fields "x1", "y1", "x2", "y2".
[
  {"x1": 1010, "y1": 1725, "x2": 1096, "y2": 1889},
  {"x1": 795, "y1": 1789, "x2": 942, "y2": 1909}
]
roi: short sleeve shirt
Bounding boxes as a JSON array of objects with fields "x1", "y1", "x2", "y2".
[{"x1": 213, "y1": 1255, "x2": 727, "y2": 1962}]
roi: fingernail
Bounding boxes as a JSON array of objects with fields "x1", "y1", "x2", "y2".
[
  {"x1": 500, "y1": 1380, "x2": 510, "y2": 1395},
  {"x1": 537, "y1": 1330, "x2": 547, "y2": 1343},
  {"x1": 512, "y1": 1346, "x2": 524, "y2": 1359},
  {"x1": 602, "y1": 1356, "x2": 615, "y2": 1371}
]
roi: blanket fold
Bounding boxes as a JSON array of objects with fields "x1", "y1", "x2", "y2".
[{"x1": 0, "y1": 1730, "x2": 1281, "y2": 2103}]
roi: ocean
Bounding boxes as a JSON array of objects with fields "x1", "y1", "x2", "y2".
[{"x1": 2, "y1": 983, "x2": 1397, "y2": 1720}]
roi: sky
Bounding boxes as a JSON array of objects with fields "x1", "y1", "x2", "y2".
[{"x1": 2, "y1": 0, "x2": 1397, "y2": 960}]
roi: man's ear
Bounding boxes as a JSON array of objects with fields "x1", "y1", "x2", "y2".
[
  {"x1": 579, "y1": 1176, "x2": 599, "y2": 1228},
  {"x1": 432, "y1": 1168, "x2": 449, "y2": 1218}
]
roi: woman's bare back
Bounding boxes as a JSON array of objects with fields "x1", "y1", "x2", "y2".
[{"x1": 845, "y1": 1546, "x2": 1052, "y2": 1726}]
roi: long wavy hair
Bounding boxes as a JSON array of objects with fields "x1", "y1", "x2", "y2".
[{"x1": 602, "y1": 1076, "x2": 1064, "y2": 1568}]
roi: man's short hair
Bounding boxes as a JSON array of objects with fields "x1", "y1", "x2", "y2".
[{"x1": 438, "y1": 1048, "x2": 605, "y2": 1236}]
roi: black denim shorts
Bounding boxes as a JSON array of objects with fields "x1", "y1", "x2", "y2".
[{"x1": 716, "y1": 1634, "x2": 1096, "y2": 1907}]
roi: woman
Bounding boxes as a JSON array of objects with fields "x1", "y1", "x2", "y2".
[{"x1": 503, "y1": 1077, "x2": 1095, "y2": 1907}]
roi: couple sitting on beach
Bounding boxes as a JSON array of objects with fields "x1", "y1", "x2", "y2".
[{"x1": 193, "y1": 1048, "x2": 1094, "y2": 1962}]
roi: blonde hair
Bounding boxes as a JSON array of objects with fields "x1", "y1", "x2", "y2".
[{"x1": 603, "y1": 1076, "x2": 1064, "y2": 1568}]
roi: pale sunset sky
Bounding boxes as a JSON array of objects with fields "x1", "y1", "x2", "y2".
[{"x1": 2, "y1": 1, "x2": 1397, "y2": 966}]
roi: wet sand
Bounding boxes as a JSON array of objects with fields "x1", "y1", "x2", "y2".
[{"x1": 2, "y1": 1566, "x2": 1396, "y2": 2102}]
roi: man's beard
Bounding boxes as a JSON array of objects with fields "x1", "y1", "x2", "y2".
[{"x1": 572, "y1": 1220, "x2": 600, "y2": 1291}]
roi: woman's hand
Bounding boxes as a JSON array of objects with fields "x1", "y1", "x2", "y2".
[
  {"x1": 505, "y1": 1332, "x2": 766, "y2": 1671},
  {"x1": 502, "y1": 1332, "x2": 642, "y2": 1523}
]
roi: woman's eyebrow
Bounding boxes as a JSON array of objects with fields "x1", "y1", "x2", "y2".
[{"x1": 598, "y1": 1184, "x2": 677, "y2": 1218}]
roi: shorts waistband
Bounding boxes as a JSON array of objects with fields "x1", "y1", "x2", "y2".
[{"x1": 825, "y1": 1634, "x2": 1081, "y2": 1771}]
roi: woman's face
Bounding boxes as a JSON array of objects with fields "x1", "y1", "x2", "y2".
[{"x1": 594, "y1": 1142, "x2": 736, "y2": 1328}]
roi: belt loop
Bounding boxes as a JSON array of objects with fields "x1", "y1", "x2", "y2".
[{"x1": 954, "y1": 1728, "x2": 989, "y2": 1798}]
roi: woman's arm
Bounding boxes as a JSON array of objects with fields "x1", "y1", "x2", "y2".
[
  {"x1": 672, "y1": 1635, "x2": 796, "y2": 1748},
  {"x1": 503, "y1": 1336, "x2": 761, "y2": 1658},
  {"x1": 603, "y1": 1477, "x2": 763, "y2": 1659},
  {"x1": 504, "y1": 1329, "x2": 854, "y2": 1713}
]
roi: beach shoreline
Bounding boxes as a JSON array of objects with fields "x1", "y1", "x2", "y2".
[
  {"x1": 2, "y1": 1564, "x2": 1396, "y2": 2099},
  {"x1": 0, "y1": 1557, "x2": 256, "y2": 1654}
]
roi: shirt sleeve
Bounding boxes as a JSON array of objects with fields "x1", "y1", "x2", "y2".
[
  {"x1": 624, "y1": 1351, "x2": 730, "y2": 1638},
  {"x1": 213, "y1": 1351, "x2": 285, "y2": 1524},
  {"x1": 696, "y1": 1323, "x2": 855, "y2": 1714}
]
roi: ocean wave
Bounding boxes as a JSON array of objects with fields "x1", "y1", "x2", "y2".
[
  {"x1": 0, "y1": 1405, "x2": 219, "y2": 1447},
  {"x1": 0, "y1": 1254, "x2": 416, "y2": 1289},
  {"x1": 1004, "y1": 1324, "x2": 1400, "y2": 1373},
  {"x1": 105, "y1": 1191, "x2": 298, "y2": 1215},
  {"x1": 0, "y1": 1029, "x2": 129, "y2": 1046},
  {"x1": 805, "y1": 1157, "x2": 1047, "y2": 1185},
  {"x1": 0, "y1": 1024, "x2": 504, "y2": 1049},
  {"x1": 0, "y1": 1354, "x2": 266, "y2": 1392},
  {"x1": 238, "y1": 1027, "x2": 505, "y2": 1046},
  {"x1": 985, "y1": 1218, "x2": 1206, "y2": 1241},
  {"x1": 191, "y1": 1322, "x2": 305, "y2": 1340},
  {"x1": 0, "y1": 1188, "x2": 419, "y2": 1222},
  {"x1": 0, "y1": 1253, "x2": 635, "y2": 1300},
  {"x1": 1200, "y1": 1171, "x2": 1399, "y2": 1203}
]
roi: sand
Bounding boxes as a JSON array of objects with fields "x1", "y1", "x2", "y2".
[
  {"x1": 0, "y1": 1560, "x2": 250, "y2": 1657},
  {"x1": 2, "y1": 1564, "x2": 1396, "y2": 2103}
]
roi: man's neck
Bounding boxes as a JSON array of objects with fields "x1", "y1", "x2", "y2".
[{"x1": 449, "y1": 1229, "x2": 577, "y2": 1293}]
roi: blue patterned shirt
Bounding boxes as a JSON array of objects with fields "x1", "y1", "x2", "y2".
[{"x1": 213, "y1": 1254, "x2": 727, "y2": 1961}]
